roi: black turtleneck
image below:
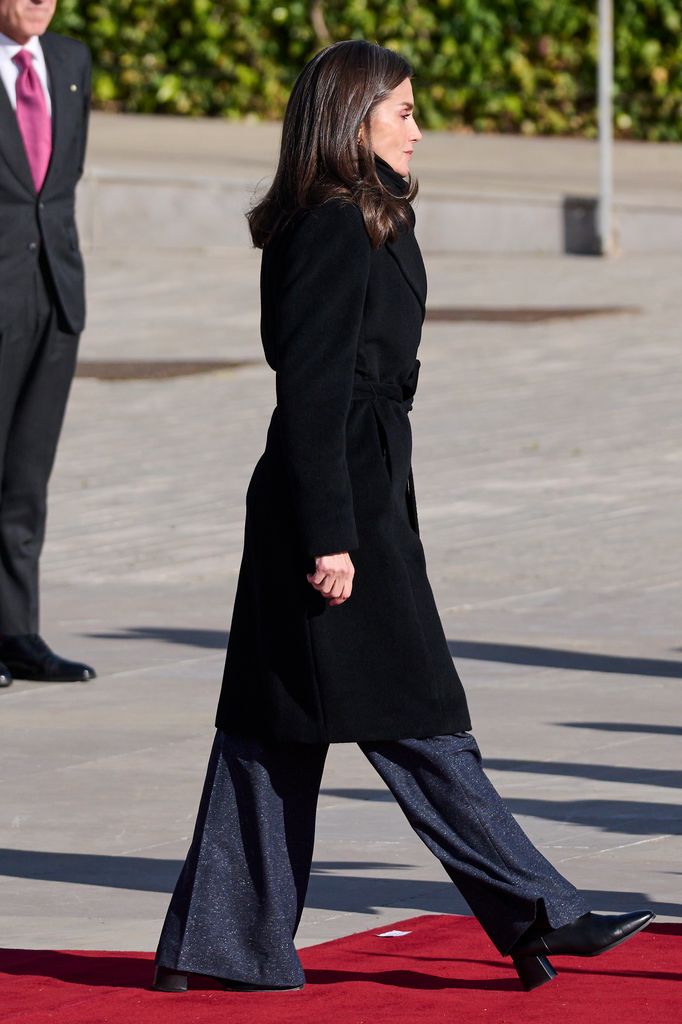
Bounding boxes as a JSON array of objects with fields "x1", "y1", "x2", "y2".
[{"x1": 374, "y1": 153, "x2": 409, "y2": 195}]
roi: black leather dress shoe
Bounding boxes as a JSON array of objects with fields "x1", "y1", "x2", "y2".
[
  {"x1": 152, "y1": 965, "x2": 303, "y2": 993},
  {"x1": 0, "y1": 634, "x2": 96, "y2": 683},
  {"x1": 0, "y1": 661, "x2": 12, "y2": 688},
  {"x1": 514, "y1": 910, "x2": 655, "y2": 959},
  {"x1": 511, "y1": 909, "x2": 655, "y2": 992}
]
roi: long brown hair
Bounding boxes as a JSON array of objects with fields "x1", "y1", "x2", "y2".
[{"x1": 247, "y1": 40, "x2": 418, "y2": 249}]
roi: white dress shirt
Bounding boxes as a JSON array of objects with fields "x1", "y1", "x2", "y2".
[{"x1": 0, "y1": 31, "x2": 52, "y2": 115}]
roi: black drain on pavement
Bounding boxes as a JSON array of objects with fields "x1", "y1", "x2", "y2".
[
  {"x1": 426, "y1": 306, "x2": 640, "y2": 323},
  {"x1": 75, "y1": 359, "x2": 258, "y2": 381}
]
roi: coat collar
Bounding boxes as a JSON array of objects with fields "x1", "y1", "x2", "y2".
[
  {"x1": 374, "y1": 155, "x2": 427, "y2": 315},
  {"x1": 374, "y1": 154, "x2": 409, "y2": 196}
]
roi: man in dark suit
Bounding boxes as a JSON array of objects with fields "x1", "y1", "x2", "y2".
[{"x1": 0, "y1": 0, "x2": 95, "y2": 686}]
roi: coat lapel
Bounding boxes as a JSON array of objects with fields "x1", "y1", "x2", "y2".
[
  {"x1": 39, "y1": 32, "x2": 78, "y2": 195},
  {"x1": 386, "y1": 226, "x2": 428, "y2": 318},
  {"x1": 0, "y1": 66, "x2": 34, "y2": 193},
  {"x1": 374, "y1": 157, "x2": 428, "y2": 317}
]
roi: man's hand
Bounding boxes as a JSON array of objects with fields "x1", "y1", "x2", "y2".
[{"x1": 306, "y1": 552, "x2": 354, "y2": 607}]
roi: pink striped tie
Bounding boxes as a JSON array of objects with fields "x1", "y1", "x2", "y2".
[{"x1": 12, "y1": 49, "x2": 52, "y2": 192}]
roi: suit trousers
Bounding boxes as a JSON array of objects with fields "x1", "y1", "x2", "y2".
[
  {"x1": 155, "y1": 729, "x2": 589, "y2": 987},
  {"x1": 0, "y1": 259, "x2": 79, "y2": 634}
]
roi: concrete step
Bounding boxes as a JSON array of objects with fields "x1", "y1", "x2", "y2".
[{"x1": 78, "y1": 113, "x2": 682, "y2": 254}]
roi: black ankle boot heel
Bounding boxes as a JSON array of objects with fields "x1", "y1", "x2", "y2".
[
  {"x1": 512, "y1": 954, "x2": 557, "y2": 992},
  {"x1": 152, "y1": 966, "x2": 188, "y2": 992}
]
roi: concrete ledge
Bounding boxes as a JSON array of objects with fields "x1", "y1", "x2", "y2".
[
  {"x1": 78, "y1": 113, "x2": 682, "y2": 254},
  {"x1": 78, "y1": 171, "x2": 254, "y2": 249},
  {"x1": 77, "y1": 169, "x2": 682, "y2": 255}
]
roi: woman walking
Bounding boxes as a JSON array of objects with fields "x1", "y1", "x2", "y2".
[{"x1": 153, "y1": 40, "x2": 652, "y2": 994}]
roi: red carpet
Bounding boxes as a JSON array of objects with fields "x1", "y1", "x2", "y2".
[{"x1": 2, "y1": 915, "x2": 680, "y2": 1023}]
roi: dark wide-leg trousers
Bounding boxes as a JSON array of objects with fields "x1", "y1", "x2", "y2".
[
  {"x1": 156, "y1": 730, "x2": 589, "y2": 987},
  {"x1": 0, "y1": 262, "x2": 79, "y2": 634}
]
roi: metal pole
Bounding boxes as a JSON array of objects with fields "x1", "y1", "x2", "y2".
[{"x1": 597, "y1": 0, "x2": 614, "y2": 254}]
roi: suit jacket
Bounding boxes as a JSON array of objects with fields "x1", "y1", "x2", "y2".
[
  {"x1": 216, "y1": 159, "x2": 472, "y2": 744},
  {"x1": 0, "y1": 31, "x2": 91, "y2": 334}
]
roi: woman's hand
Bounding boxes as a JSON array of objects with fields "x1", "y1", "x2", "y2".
[{"x1": 306, "y1": 552, "x2": 355, "y2": 607}]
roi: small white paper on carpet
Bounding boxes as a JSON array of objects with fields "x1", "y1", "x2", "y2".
[{"x1": 376, "y1": 930, "x2": 412, "y2": 937}]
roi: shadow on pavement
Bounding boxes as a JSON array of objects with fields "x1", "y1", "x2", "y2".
[
  {"x1": 88, "y1": 627, "x2": 228, "y2": 650},
  {"x1": 483, "y1": 760, "x2": 682, "y2": 790},
  {"x1": 321, "y1": 787, "x2": 682, "y2": 837},
  {"x1": 504, "y1": 797, "x2": 681, "y2": 836},
  {"x1": 87, "y1": 630, "x2": 682, "y2": 682},
  {"x1": 559, "y1": 722, "x2": 682, "y2": 736},
  {"x1": 447, "y1": 639, "x2": 682, "y2": 679},
  {"x1": 0, "y1": 848, "x2": 679, "y2": 917}
]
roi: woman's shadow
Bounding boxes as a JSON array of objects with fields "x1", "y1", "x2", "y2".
[
  {"x1": 3, "y1": 930, "x2": 681, "y2": 993},
  {"x1": 0, "y1": 948, "x2": 520, "y2": 992}
]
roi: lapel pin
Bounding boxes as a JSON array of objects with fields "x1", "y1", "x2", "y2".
[{"x1": 70, "y1": 83, "x2": 78, "y2": 92}]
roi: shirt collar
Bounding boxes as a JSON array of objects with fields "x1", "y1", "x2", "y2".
[{"x1": 0, "y1": 32, "x2": 43, "y2": 61}]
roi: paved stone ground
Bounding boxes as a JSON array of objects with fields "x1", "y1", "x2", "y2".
[{"x1": 1, "y1": 245, "x2": 681, "y2": 954}]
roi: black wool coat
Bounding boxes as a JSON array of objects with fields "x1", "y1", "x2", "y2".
[
  {"x1": 0, "y1": 32, "x2": 91, "y2": 334},
  {"x1": 216, "y1": 158, "x2": 471, "y2": 743}
]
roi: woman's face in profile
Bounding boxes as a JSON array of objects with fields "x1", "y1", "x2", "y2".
[{"x1": 368, "y1": 76, "x2": 422, "y2": 178}]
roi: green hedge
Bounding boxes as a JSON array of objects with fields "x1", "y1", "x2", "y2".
[{"x1": 52, "y1": 1, "x2": 682, "y2": 140}]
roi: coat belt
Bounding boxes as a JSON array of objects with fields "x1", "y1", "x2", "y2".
[
  {"x1": 350, "y1": 360, "x2": 421, "y2": 536},
  {"x1": 351, "y1": 359, "x2": 420, "y2": 412}
]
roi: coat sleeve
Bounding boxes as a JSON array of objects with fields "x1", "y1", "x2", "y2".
[{"x1": 274, "y1": 200, "x2": 371, "y2": 560}]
